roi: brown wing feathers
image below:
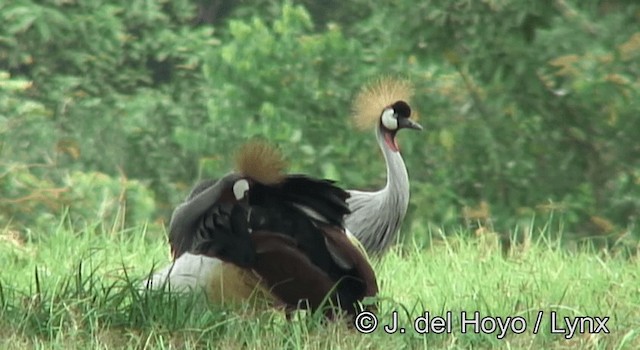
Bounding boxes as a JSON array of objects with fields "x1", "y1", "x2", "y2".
[
  {"x1": 320, "y1": 224, "x2": 379, "y2": 299},
  {"x1": 250, "y1": 232, "x2": 337, "y2": 313},
  {"x1": 250, "y1": 229, "x2": 377, "y2": 318}
]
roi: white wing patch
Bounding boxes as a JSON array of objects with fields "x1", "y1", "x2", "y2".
[
  {"x1": 292, "y1": 203, "x2": 329, "y2": 223},
  {"x1": 292, "y1": 203, "x2": 354, "y2": 269},
  {"x1": 325, "y1": 237, "x2": 354, "y2": 270},
  {"x1": 142, "y1": 253, "x2": 222, "y2": 292}
]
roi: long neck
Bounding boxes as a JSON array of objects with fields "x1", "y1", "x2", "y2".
[{"x1": 375, "y1": 128, "x2": 410, "y2": 213}]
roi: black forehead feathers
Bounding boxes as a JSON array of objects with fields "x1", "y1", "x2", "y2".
[{"x1": 391, "y1": 100, "x2": 411, "y2": 118}]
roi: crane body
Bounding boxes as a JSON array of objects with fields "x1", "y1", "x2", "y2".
[
  {"x1": 144, "y1": 141, "x2": 378, "y2": 317},
  {"x1": 345, "y1": 78, "x2": 422, "y2": 255}
]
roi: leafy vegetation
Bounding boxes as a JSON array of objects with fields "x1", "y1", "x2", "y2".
[
  {"x1": 1, "y1": 1, "x2": 639, "y2": 346},
  {"x1": 2, "y1": 0, "x2": 639, "y2": 246}
]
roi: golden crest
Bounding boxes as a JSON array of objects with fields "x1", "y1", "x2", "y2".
[
  {"x1": 352, "y1": 77, "x2": 414, "y2": 130},
  {"x1": 234, "y1": 140, "x2": 287, "y2": 185}
]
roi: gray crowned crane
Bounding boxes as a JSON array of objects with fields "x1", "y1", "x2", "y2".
[
  {"x1": 145, "y1": 141, "x2": 378, "y2": 318},
  {"x1": 345, "y1": 78, "x2": 423, "y2": 255}
]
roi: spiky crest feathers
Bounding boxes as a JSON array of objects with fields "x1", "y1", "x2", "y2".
[
  {"x1": 234, "y1": 140, "x2": 287, "y2": 185},
  {"x1": 352, "y1": 77, "x2": 416, "y2": 130}
]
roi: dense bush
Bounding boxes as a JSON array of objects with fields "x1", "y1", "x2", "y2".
[
  {"x1": 1, "y1": 1, "x2": 638, "y2": 251},
  {"x1": 382, "y1": 0, "x2": 640, "y2": 246},
  {"x1": 1, "y1": 0, "x2": 214, "y2": 227}
]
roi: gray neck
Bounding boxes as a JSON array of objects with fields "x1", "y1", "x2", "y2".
[{"x1": 376, "y1": 128, "x2": 410, "y2": 216}]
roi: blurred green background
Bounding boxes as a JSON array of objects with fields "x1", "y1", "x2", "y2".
[{"x1": 1, "y1": 0, "x2": 638, "y2": 252}]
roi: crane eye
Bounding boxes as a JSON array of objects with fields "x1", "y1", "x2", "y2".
[
  {"x1": 232, "y1": 179, "x2": 250, "y2": 200},
  {"x1": 380, "y1": 108, "x2": 398, "y2": 130}
]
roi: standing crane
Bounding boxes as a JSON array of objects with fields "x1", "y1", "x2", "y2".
[
  {"x1": 145, "y1": 141, "x2": 378, "y2": 318},
  {"x1": 345, "y1": 78, "x2": 423, "y2": 255}
]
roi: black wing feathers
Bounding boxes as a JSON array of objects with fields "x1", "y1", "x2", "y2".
[
  {"x1": 253, "y1": 174, "x2": 351, "y2": 226},
  {"x1": 248, "y1": 202, "x2": 339, "y2": 278},
  {"x1": 169, "y1": 171, "x2": 376, "y2": 317},
  {"x1": 169, "y1": 178, "x2": 221, "y2": 258},
  {"x1": 192, "y1": 203, "x2": 255, "y2": 267}
]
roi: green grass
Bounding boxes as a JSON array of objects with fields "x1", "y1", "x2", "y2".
[{"x1": 1, "y1": 218, "x2": 638, "y2": 349}]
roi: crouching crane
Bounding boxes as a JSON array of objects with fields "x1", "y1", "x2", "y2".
[
  {"x1": 345, "y1": 78, "x2": 423, "y2": 255},
  {"x1": 145, "y1": 141, "x2": 378, "y2": 318}
]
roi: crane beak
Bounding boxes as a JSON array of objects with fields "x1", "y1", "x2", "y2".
[{"x1": 398, "y1": 118, "x2": 423, "y2": 131}]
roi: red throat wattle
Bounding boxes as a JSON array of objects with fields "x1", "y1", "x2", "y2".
[{"x1": 383, "y1": 131, "x2": 400, "y2": 152}]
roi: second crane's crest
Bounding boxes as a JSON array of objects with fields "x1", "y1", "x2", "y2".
[
  {"x1": 352, "y1": 77, "x2": 415, "y2": 131},
  {"x1": 234, "y1": 140, "x2": 287, "y2": 185}
]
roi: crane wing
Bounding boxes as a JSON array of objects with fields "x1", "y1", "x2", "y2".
[
  {"x1": 249, "y1": 228, "x2": 377, "y2": 317},
  {"x1": 168, "y1": 174, "x2": 240, "y2": 259}
]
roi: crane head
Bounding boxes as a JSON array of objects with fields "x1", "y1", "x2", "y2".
[
  {"x1": 352, "y1": 77, "x2": 422, "y2": 151},
  {"x1": 379, "y1": 100, "x2": 423, "y2": 152},
  {"x1": 381, "y1": 101, "x2": 422, "y2": 131}
]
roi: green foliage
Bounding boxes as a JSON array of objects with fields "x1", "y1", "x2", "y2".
[
  {"x1": 1, "y1": 0, "x2": 215, "y2": 228},
  {"x1": 175, "y1": 3, "x2": 368, "y2": 181},
  {"x1": 1, "y1": 0, "x2": 638, "y2": 250},
  {"x1": 346, "y1": 0, "x2": 640, "y2": 244},
  {"x1": 0, "y1": 71, "x2": 59, "y2": 230}
]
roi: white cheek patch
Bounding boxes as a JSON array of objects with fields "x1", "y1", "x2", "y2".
[
  {"x1": 381, "y1": 108, "x2": 398, "y2": 130},
  {"x1": 232, "y1": 179, "x2": 250, "y2": 200}
]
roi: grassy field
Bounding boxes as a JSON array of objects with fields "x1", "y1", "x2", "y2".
[{"x1": 0, "y1": 217, "x2": 638, "y2": 349}]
